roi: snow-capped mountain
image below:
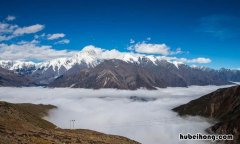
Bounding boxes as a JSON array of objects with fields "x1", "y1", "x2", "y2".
[
  {"x1": 0, "y1": 60, "x2": 37, "y2": 74},
  {"x1": 1, "y1": 45, "x2": 240, "y2": 88},
  {"x1": 0, "y1": 45, "x2": 184, "y2": 73},
  {"x1": 0, "y1": 46, "x2": 183, "y2": 82}
]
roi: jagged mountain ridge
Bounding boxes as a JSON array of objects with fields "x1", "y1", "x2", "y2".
[
  {"x1": 0, "y1": 46, "x2": 240, "y2": 88},
  {"x1": 0, "y1": 46, "x2": 181, "y2": 75},
  {"x1": 49, "y1": 59, "x2": 240, "y2": 89},
  {"x1": 0, "y1": 46, "x2": 188, "y2": 85},
  {"x1": 0, "y1": 46, "x2": 166, "y2": 84}
]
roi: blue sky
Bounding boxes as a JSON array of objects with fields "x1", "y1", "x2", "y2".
[{"x1": 0, "y1": 0, "x2": 239, "y2": 69}]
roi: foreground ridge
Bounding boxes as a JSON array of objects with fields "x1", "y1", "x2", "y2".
[
  {"x1": 0, "y1": 101, "x2": 140, "y2": 144},
  {"x1": 173, "y1": 85, "x2": 240, "y2": 144}
]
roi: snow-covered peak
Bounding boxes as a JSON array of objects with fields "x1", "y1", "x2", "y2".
[
  {"x1": 191, "y1": 65, "x2": 212, "y2": 71},
  {"x1": 39, "y1": 57, "x2": 71, "y2": 71},
  {"x1": 10, "y1": 61, "x2": 36, "y2": 70},
  {"x1": 0, "y1": 45, "x2": 189, "y2": 74},
  {"x1": 0, "y1": 60, "x2": 36, "y2": 70},
  {"x1": 72, "y1": 45, "x2": 144, "y2": 67},
  {"x1": 0, "y1": 60, "x2": 14, "y2": 69},
  {"x1": 73, "y1": 45, "x2": 161, "y2": 64},
  {"x1": 72, "y1": 46, "x2": 103, "y2": 67},
  {"x1": 81, "y1": 45, "x2": 103, "y2": 55}
]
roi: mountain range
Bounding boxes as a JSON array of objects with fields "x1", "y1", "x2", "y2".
[{"x1": 1, "y1": 46, "x2": 240, "y2": 89}]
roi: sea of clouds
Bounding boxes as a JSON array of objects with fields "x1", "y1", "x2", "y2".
[{"x1": 0, "y1": 85, "x2": 234, "y2": 144}]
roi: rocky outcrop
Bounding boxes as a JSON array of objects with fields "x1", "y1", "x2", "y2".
[
  {"x1": 173, "y1": 85, "x2": 240, "y2": 143},
  {"x1": 0, "y1": 101, "x2": 140, "y2": 144}
]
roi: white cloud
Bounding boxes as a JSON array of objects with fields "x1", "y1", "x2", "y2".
[
  {"x1": 0, "y1": 22, "x2": 18, "y2": 34},
  {"x1": 170, "y1": 48, "x2": 183, "y2": 55},
  {"x1": 0, "y1": 22, "x2": 44, "y2": 41},
  {"x1": 151, "y1": 55, "x2": 211, "y2": 64},
  {"x1": 129, "y1": 38, "x2": 135, "y2": 44},
  {"x1": 17, "y1": 39, "x2": 39, "y2": 45},
  {"x1": 0, "y1": 42, "x2": 211, "y2": 65},
  {"x1": 128, "y1": 42, "x2": 184, "y2": 56},
  {"x1": 0, "y1": 85, "x2": 232, "y2": 144},
  {"x1": 0, "y1": 22, "x2": 18, "y2": 41},
  {"x1": 0, "y1": 35, "x2": 15, "y2": 41},
  {"x1": 13, "y1": 24, "x2": 44, "y2": 35},
  {"x1": 47, "y1": 33, "x2": 65, "y2": 40},
  {"x1": 34, "y1": 33, "x2": 46, "y2": 39},
  {"x1": 129, "y1": 42, "x2": 171, "y2": 55},
  {"x1": 127, "y1": 43, "x2": 211, "y2": 65},
  {"x1": 6, "y1": 15, "x2": 16, "y2": 21},
  {"x1": 54, "y1": 39, "x2": 70, "y2": 44},
  {"x1": 0, "y1": 42, "x2": 76, "y2": 61},
  {"x1": 188, "y1": 57, "x2": 212, "y2": 64}
]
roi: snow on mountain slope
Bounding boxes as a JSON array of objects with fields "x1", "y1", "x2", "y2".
[
  {"x1": 0, "y1": 45, "x2": 184, "y2": 73},
  {"x1": 1, "y1": 45, "x2": 240, "y2": 87},
  {"x1": 10, "y1": 61, "x2": 36, "y2": 70},
  {"x1": 72, "y1": 45, "x2": 144, "y2": 65},
  {"x1": 0, "y1": 60, "x2": 14, "y2": 69},
  {"x1": 0, "y1": 60, "x2": 36, "y2": 72}
]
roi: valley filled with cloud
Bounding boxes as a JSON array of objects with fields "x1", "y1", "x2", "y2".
[
  {"x1": 0, "y1": 1, "x2": 239, "y2": 144},
  {"x1": 0, "y1": 85, "x2": 233, "y2": 144}
]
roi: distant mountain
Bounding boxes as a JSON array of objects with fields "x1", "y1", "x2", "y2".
[
  {"x1": 173, "y1": 85, "x2": 240, "y2": 144},
  {"x1": 1, "y1": 46, "x2": 149, "y2": 84},
  {"x1": 48, "y1": 59, "x2": 191, "y2": 89},
  {"x1": 0, "y1": 101, "x2": 139, "y2": 144},
  {"x1": 50, "y1": 59, "x2": 240, "y2": 89},
  {"x1": 0, "y1": 46, "x2": 240, "y2": 89},
  {"x1": 0, "y1": 67, "x2": 33, "y2": 87},
  {"x1": 49, "y1": 59, "x2": 240, "y2": 89}
]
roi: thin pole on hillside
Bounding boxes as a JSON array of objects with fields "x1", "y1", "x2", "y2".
[{"x1": 70, "y1": 120, "x2": 76, "y2": 129}]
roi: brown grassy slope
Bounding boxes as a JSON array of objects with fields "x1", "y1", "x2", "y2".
[{"x1": 0, "y1": 101, "x2": 140, "y2": 144}]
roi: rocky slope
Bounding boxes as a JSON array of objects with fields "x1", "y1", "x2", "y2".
[
  {"x1": 173, "y1": 85, "x2": 240, "y2": 144},
  {"x1": 0, "y1": 67, "x2": 33, "y2": 86},
  {"x1": 0, "y1": 101, "x2": 139, "y2": 144},
  {"x1": 48, "y1": 59, "x2": 187, "y2": 89},
  {"x1": 49, "y1": 59, "x2": 236, "y2": 89}
]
